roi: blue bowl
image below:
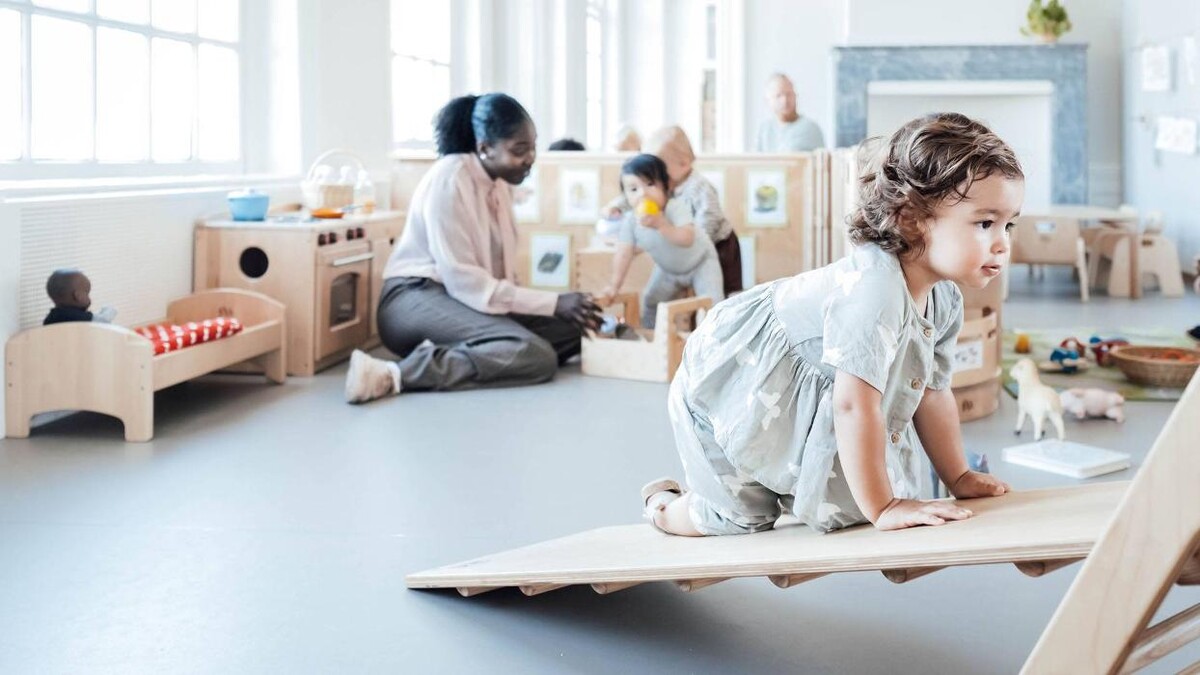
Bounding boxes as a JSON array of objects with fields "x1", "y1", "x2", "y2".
[{"x1": 228, "y1": 191, "x2": 270, "y2": 221}]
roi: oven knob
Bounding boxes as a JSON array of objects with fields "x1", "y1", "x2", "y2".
[
  {"x1": 347, "y1": 228, "x2": 355, "y2": 240},
  {"x1": 318, "y1": 233, "x2": 327, "y2": 246},
  {"x1": 356, "y1": 227, "x2": 365, "y2": 238},
  {"x1": 329, "y1": 231, "x2": 338, "y2": 243}
]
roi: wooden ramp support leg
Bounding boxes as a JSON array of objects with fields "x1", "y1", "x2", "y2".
[
  {"x1": 1014, "y1": 558, "x2": 1083, "y2": 578},
  {"x1": 769, "y1": 573, "x2": 828, "y2": 589},
  {"x1": 1119, "y1": 603, "x2": 1200, "y2": 674},
  {"x1": 675, "y1": 577, "x2": 728, "y2": 592},
  {"x1": 882, "y1": 566, "x2": 946, "y2": 584},
  {"x1": 1024, "y1": 370, "x2": 1200, "y2": 673}
]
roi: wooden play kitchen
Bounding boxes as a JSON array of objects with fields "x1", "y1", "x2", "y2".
[{"x1": 194, "y1": 208, "x2": 404, "y2": 376}]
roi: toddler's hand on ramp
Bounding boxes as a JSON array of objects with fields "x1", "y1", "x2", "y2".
[
  {"x1": 874, "y1": 498, "x2": 973, "y2": 531},
  {"x1": 950, "y1": 470, "x2": 1011, "y2": 500}
]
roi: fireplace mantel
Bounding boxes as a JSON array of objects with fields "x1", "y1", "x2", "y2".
[{"x1": 834, "y1": 44, "x2": 1087, "y2": 203}]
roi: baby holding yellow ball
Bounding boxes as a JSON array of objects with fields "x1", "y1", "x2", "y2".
[{"x1": 599, "y1": 154, "x2": 725, "y2": 328}]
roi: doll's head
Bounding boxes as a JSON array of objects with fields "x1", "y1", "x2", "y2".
[{"x1": 46, "y1": 269, "x2": 91, "y2": 310}]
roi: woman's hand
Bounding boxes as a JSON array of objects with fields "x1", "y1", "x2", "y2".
[
  {"x1": 873, "y1": 498, "x2": 974, "y2": 531},
  {"x1": 554, "y1": 292, "x2": 603, "y2": 332},
  {"x1": 949, "y1": 470, "x2": 1010, "y2": 499}
]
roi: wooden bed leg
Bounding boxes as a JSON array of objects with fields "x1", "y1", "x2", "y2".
[
  {"x1": 261, "y1": 346, "x2": 286, "y2": 385},
  {"x1": 456, "y1": 586, "x2": 499, "y2": 597},
  {"x1": 121, "y1": 361, "x2": 155, "y2": 442},
  {"x1": 519, "y1": 583, "x2": 567, "y2": 596},
  {"x1": 769, "y1": 573, "x2": 827, "y2": 589},
  {"x1": 675, "y1": 577, "x2": 728, "y2": 592},
  {"x1": 882, "y1": 566, "x2": 945, "y2": 584},
  {"x1": 591, "y1": 581, "x2": 642, "y2": 595},
  {"x1": 1118, "y1": 603, "x2": 1200, "y2": 674},
  {"x1": 1014, "y1": 558, "x2": 1083, "y2": 578}
]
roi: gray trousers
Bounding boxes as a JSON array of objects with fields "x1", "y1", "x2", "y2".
[
  {"x1": 641, "y1": 255, "x2": 725, "y2": 329},
  {"x1": 376, "y1": 277, "x2": 581, "y2": 391}
]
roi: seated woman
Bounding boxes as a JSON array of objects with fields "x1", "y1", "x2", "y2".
[{"x1": 345, "y1": 93, "x2": 601, "y2": 403}]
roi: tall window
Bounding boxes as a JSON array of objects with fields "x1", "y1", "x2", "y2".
[
  {"x1": 1, "y1": 0, "x2": 242, "y2": 172},
  {"x1": 390, "y1": 0, "x2": 450, "y2": 149},
  {"x1": 701, "y1": 1, "x2": 717, "y2": 152},
  {"x1": 584, "y1": 0, "x2": 604, "y2": 149}
]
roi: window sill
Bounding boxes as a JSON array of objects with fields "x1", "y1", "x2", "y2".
[{"x1": 1, "y1": 173, "x2": 303, "y2": 203}]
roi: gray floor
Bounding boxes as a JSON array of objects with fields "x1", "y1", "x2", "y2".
[{"x1": 2, "y1": 267, "x2": 1199, "y2": 674}]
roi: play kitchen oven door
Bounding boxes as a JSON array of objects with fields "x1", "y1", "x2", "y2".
[{"x1": 316, "y1": 241, "x2": 373, "y2": 361}]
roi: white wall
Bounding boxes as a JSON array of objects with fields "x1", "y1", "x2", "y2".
[
  {"x1": 296, "y1": 0, "x2": 394, "y2": 178},
  {"x1": 742, "y1": 0, "x2": 1123, "y2": 204}
]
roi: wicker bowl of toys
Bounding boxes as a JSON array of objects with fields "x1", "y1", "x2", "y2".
[{"x1": 1108, "y1": 346, "x2": 1200, "y2": 388}]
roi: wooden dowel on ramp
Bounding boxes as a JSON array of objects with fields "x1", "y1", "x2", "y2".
[
  {"x1": 882, "y1": 566, "x2": 945, "y2": 584},
  {"x1": 591, "y1": 581, "x2": 643, "y2": 595},
  {"x1": 457, "y1": 586, "x2": 500, "y2": 597},
  {"x1": 1119, "y1": 603, "x2": 1200, "y2": 674},
  {"x1": 1014, "y1": 557, "x2": 1083, "y2": 578},
  {"x1": 769, "y1": 573, "x2": 828, "y2": 589},
  {"x1": 675, "y1": 577, "x2": 728, "y2": 592}
]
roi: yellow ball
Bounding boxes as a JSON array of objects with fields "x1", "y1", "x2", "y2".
[{"x1": 636, "y1": 199, "x2": 660, "y2": 217}]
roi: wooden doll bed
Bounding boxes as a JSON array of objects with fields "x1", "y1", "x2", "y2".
[{"x1": 5, "y1": 288, "x2": 286, "y2": 442}]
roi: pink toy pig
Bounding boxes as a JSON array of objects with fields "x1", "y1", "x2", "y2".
[{"x1": 1059, "y1": 388, "x2": 1125, "y2": 423}]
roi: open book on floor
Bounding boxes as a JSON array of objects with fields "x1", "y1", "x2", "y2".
[{"x1": 1001, "y1": 439, "x2": 1131, "y2": 479}]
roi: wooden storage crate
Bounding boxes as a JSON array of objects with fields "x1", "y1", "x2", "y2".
[{"x1": 581, "y1": 292, "x2": 712, "y2": 383}]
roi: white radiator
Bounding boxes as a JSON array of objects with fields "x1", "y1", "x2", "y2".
[{"x1": 14, "y1": 186, "x2": 299, "y2": 329}]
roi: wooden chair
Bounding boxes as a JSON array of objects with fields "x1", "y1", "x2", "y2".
[
  {"x1": 1011, "y1": 215, "x2": 1089, "y2": 301},
  {"x1": 1092, "y1": 232, "x2": 1185, "y2": 298}
]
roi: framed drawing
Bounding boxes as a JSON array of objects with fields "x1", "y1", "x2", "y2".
[
  {"x1": 745, "y1": 169, "x2": 788, "y2": 227},
  {"x1": 530, "y1": 232, "x2": 572, "y2": 289},
  {"x1": 559, "y1": 168, "x2": 600, "y2": 225}
]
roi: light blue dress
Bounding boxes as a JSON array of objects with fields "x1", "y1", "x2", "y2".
[{"x1": 667, "y1": 243, "x2": 964, "y2": 534}]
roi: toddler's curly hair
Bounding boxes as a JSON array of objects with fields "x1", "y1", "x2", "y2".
[{"x1": 848, "y1": 112, "x2": 1024, "y2": 259}]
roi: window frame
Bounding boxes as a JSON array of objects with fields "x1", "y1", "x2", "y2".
[
  {"x1": 389, "y1": 0, "x2": 452, "y2": 150},
  {"x1": 0, "y1": 0, "x2": 244, "y2": 180},
  {"x1": 584, "y1": 0, "x2": 605, "y2": 150}
]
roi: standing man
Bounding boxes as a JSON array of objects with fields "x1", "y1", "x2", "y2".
[{"x1": 754, "y1": 73, "x2": 825, "y2": 153}]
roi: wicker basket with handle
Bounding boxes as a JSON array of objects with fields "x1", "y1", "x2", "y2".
[{"x1": 302, "y1": 149, "x2": 363, "y2": 210}]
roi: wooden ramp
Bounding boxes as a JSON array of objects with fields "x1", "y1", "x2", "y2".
[
  {"x1": 407, "y1": 482, "x2": 1125, "y2": 595},
  {"x1": 410, "y1": 369, "x2": 1200, "y2": 672}
]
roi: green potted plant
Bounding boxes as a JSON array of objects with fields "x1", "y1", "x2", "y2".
[{"x1": 1021, "y1": 0, "x2": 1072, "y2": 43}]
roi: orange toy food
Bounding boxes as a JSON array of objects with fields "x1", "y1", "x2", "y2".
[
  {"x1": 312, "y1": 207, "x2": 344, "y2": 219},
  {"x1": 1015, "y1": 333, "x2": 1031, "y2": 353}
]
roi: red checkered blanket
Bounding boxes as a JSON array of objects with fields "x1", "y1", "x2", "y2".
[{"x1": 134, "y1": 317, "x2": 243, "y2": 356}]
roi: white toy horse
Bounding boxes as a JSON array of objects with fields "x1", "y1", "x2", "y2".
[{"x1": 1010, "y1": 358, "x2": 1066, "y2": 441}]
